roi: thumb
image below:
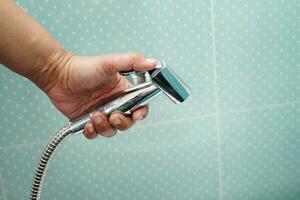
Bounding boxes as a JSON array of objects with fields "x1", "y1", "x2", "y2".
[{"x1": 99, "y1": 53, "x2": 157, "y2": 75}]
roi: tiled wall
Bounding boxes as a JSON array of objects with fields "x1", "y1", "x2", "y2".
[{"x1": 0, "y1": 0, "x2": 299, "y2": 199}]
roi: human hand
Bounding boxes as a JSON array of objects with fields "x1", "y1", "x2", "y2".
[
  {"x1": 35, "y1": 51, "x2": 157, "y2": 139},
  {"x1": 0, "y1": 1, "x2": 156, "y2": 139}
]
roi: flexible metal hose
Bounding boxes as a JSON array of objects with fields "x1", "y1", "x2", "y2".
[
  {"x1": 28, "y1": 82, "x2": 161, "y2": 199},
  {"x1": 30, "y1": 124, "x2": 72, "y2": 200}
]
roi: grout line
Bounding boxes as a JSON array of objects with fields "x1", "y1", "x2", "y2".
[
  {"x1": 0, "y1": 140, "x2": 48, "y2": 150},
  {"x1": 0, "y1": 114, "x2": 217, "y2": 150},
  {"x1": 139, "y1": 113, "x2": 217, "y2": 127},
  {"x1": 220, "y1": 100, "x2": 300, "y2": 115},
  {"x1": 139, "y1": 100, "x2": 300, "y2": 128},
  {"x1": 0, "y1": 171, "x2": 7, "y2": 200},
  {"x1": 209, "y1": 0, "x2": 224, "y2": 199},
  {"x1": 0, "y1": 100, "x2": 299, "y2": 150}
]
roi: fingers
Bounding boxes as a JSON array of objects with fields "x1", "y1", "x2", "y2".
[
  {"x1": 132, "y1": 105, "x2": 149, "y2": 121},
  {"x1": 100, "y1": 53, "x2": 157, "y2": 75},
  {"x1": 91, "y1": 112, "x2": 117, "y2": 137},
  {"x1": 83, "y1": 122, "x2": 98, "y2": 139},
  {"x1": 83, "y1": 112, "x2": 116, "y2": 139},
  {"x1": 109, "y1": 112, "x2": 135, "y2": 131},
  {"x1": 83, "y1": 106, "x2": 149, "y2": 140}
]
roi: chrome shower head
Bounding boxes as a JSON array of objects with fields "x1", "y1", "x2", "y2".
[
  {"x1": 68, "y1": 61, "x2": 190, "y2": 133},
  {"x1": 149, "y1": 61, "x2": 190, "y2": 104}
]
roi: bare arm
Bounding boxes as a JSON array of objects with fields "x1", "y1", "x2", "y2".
[{"x1": 0, "y1": 0, "x2": 65, "y2": 88}]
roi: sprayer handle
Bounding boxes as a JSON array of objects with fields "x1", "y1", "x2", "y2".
[{"x1": 68, "y1": 82, "x2": 161, "y2": 134}]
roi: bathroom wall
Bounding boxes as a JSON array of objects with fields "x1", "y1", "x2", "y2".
[{"x1": 0, "y1": 0, "x2": 299, "y2": 199}]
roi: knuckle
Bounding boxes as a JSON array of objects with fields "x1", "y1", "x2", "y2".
[
  {"x1": 100, "y1": 55, "x2": 114, "y2": 74},
  {"x1": 129, "y1": 53, "x2": 145, "y2": 61},
  {"x1": 94, "y1": 122, "x2": 106, "y2": 133},
  {"x1": 92, "y1": 117, "x2": 107, "y2": 133}
]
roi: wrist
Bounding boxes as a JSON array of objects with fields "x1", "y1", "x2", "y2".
[{"x1": 30, "y1": 47, "x2": 73, "y2": 93}]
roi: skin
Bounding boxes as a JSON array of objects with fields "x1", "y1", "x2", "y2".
[{"x1": 0, "y1": 0, "x2": 156, "y2": 139}]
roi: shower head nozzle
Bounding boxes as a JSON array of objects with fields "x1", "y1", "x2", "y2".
[{"x1": 149, "y1": 61, "x2": 190, "y2": 104}]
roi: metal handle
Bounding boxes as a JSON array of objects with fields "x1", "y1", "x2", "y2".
[{"x1": 68, "y1": 82, "x2": 161, "y2": 133}]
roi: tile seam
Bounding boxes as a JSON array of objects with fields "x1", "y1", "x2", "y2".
[
  {"x1": 209, "y1": 0, "x2": 224, "y2": 199},
  {"x1": 0, "y1": 100, "x2": 299, "y2": 150},
  {"x1": 0, "y1": 171, "x2": 7, "y2": 200}
]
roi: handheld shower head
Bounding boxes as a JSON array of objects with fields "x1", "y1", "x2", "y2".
[{"x1": 68, "y1": 61, "x2": 191, "y2": 133}]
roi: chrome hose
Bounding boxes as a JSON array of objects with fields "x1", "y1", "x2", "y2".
[{"x1": 30, "y1": 124, "x2": 72, "y2": 200}]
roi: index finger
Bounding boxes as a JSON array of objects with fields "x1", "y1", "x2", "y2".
[{"x1": 99, "y1": 53, "x2": 157, "y2": 75}]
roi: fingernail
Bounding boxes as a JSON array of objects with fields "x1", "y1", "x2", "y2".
[
  {"x1": 88, "y1": 125, "x2": 94, "y2": 133},
  {"x1": 95, "y1": 116, "x2": 102, "y2": 125},
  {"x1": 146, "y1": 58, "x2": 157, "y2": 65},
  {"x1": 113, "y1": 118, "x2": 121, "y2": 125},
  {"x1": 103, "y1": 129, "x2": 116, "y2": 138},
  {"x1": 138, "y1": 116, "x2": 144, "y2": 121}
]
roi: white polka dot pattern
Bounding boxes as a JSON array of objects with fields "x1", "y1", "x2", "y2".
[
  {"x1": 220, "y1": 104, "x2": 300, "y2": 199},
  {"x1": 0, "y1": 0, "x2": 299, "y2": 199},
  {"x1": 215, "y1": 0, "x2": 299, "y2": 111},
  {"x1": 0, "y1": 67, "x2": 68, "y2": 146},
  {"x1": 1, "y1": 118, "x2": 219, "y2": 199},
  {"x1": 16, "y1": 0, "x2": 216, "y2": 126}
]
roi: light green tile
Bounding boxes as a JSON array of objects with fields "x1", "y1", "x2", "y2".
[
  {"x1": 220, "y1": 104, "x2": 300, "y2": 200},
  {"x1": 0, "y1": 178, "x2": 5, "y2": 200},
  {"x1": 1, "y1": 0, "x2": 299, "y2": 200},
  {"x1": 0, "y1": 142, "x2": 46, "y2": 200},
  {"x1": 0, "y1": 66, "x2": 68, "y2": 146},
  {"x1": 16, "y1": 0, "x2": 216, "y2": 123},
  {"x1": 214, "y1": 0, "x2": 299, "y2": 111},
  {"x1": 0, "y1": 117, "x2": 219, "y2": 200}
]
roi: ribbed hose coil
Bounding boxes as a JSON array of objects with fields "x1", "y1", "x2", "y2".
[{"x1": 30, "y1": 124, "x2": 72, "y2": 200}]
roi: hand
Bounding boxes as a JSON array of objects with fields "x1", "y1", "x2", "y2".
[
  {"x1": 0, "y1": 1, "x2": 156, "y2": 139},
  {"x1": 37, "y1": 51, "x2": 157, "y2": 139}
]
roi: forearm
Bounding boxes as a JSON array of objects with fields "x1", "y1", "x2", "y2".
[{"x1": 0, "y1": 0, "x2": 69, "y2": 89}]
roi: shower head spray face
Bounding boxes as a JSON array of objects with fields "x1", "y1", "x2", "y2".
[{"x1": 148, "y1": 61, "x2": 190, "y2": 104}]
